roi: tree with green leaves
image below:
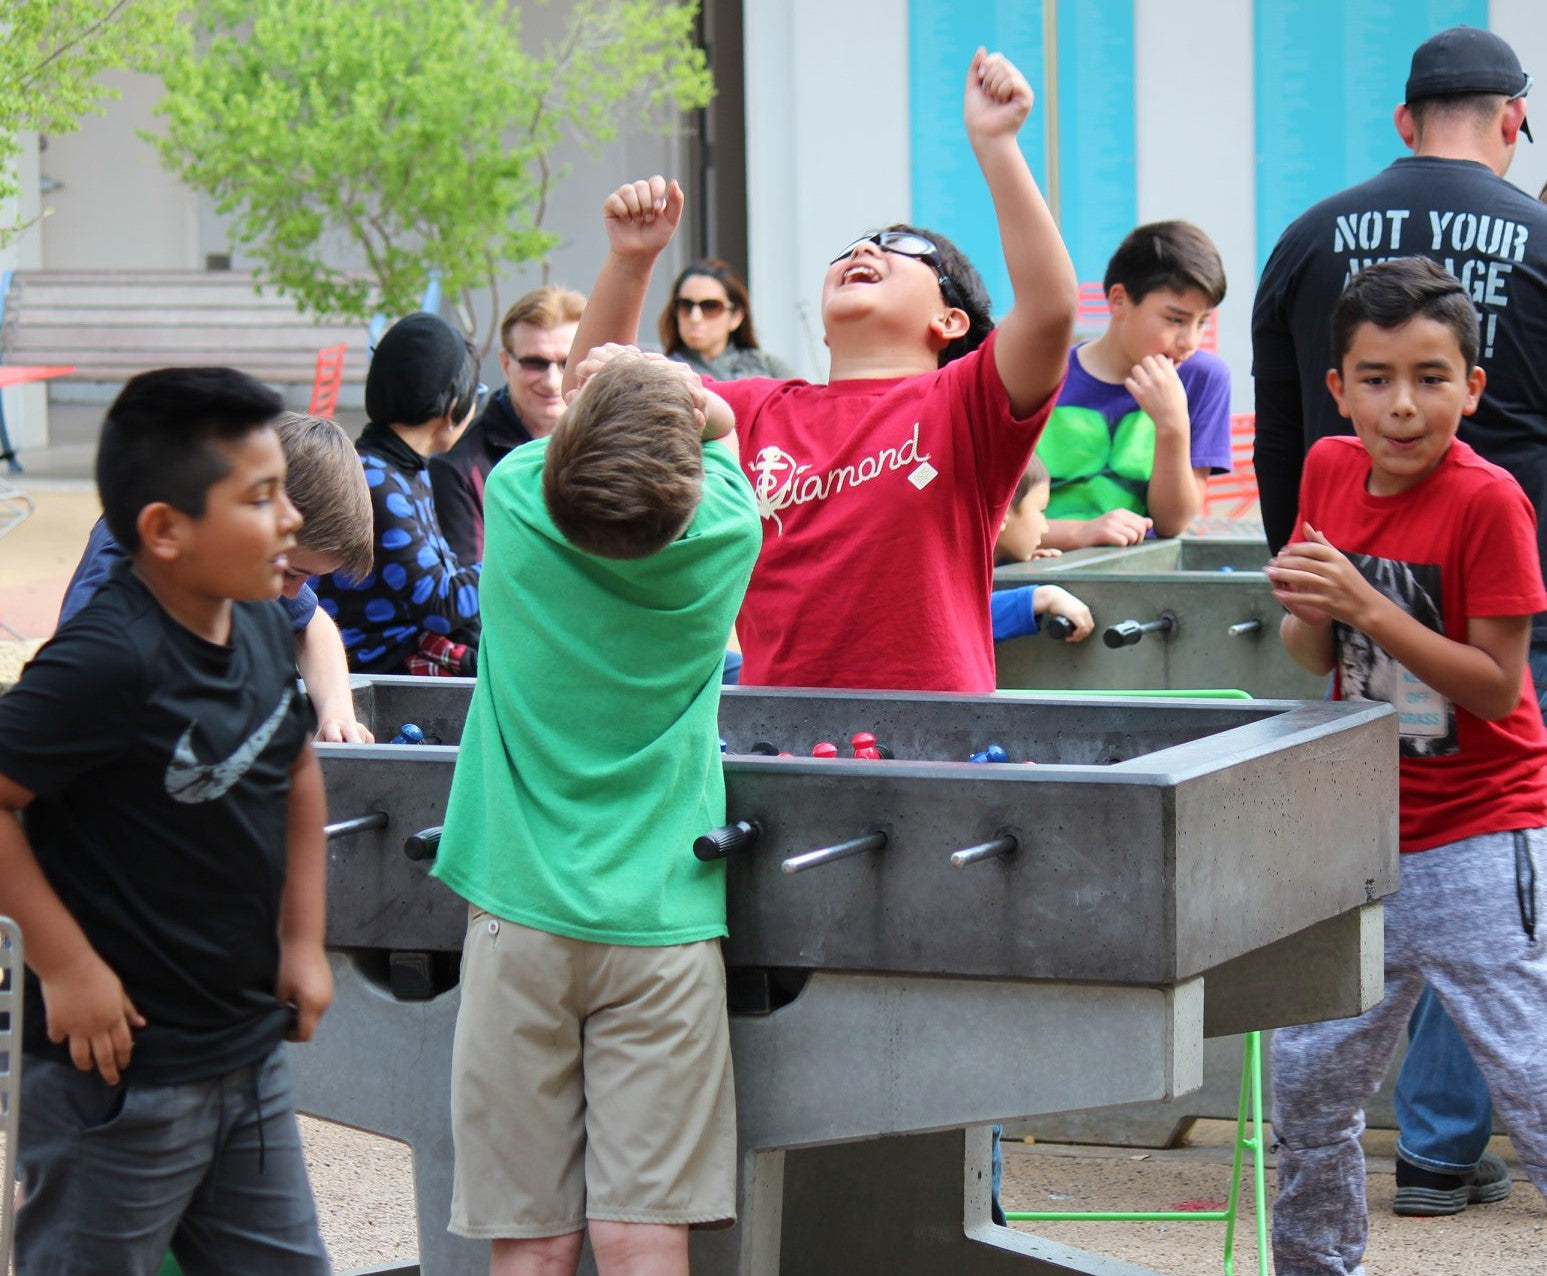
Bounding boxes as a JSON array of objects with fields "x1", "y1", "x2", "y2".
[
  {"x1": 0, "y1": 0, "x2": 184, "y2": 248},
  {"x1": 150, "y1": 0, "x2": 714, "y2": 354}
]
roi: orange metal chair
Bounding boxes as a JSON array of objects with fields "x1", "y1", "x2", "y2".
[
  {"x1": 1203, "y1": 413, "x2": 1259, "y2": 519},
  {"x1": 308, "y1": 343, "x2": 347, "y2": 418}
]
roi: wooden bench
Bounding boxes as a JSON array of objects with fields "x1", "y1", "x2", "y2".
[{"x1": 0, "y1": 270, "x2": 368, "y2": 392}]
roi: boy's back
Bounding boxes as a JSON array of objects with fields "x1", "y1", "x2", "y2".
[{"x1": 431, "y1": 435, "x2": 759, "y2": 941}]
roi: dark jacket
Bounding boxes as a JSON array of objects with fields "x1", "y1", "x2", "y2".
[{"x1": 429, "y1": 386, "x2": 534, "y2": 565}]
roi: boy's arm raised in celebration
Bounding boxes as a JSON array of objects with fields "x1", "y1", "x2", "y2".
[
  {"x1": 0, "y1": 772, "x2": 145, "y2": 1083},
  {"x1": 561, "y1": 177, "x2": 685, "y2": 401},
  {"x1": 277, "y1": 742, "x2": 333, "y2": 1042},
  {"x1": 966, "y1": 48, "x2": 1078, "y2": 418}
]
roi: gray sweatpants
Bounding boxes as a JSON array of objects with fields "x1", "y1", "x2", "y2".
[{"x1": 1271, "y1": 827, "x2": 1547, "y2": 1276}]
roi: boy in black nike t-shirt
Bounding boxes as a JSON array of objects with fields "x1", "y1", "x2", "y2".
[{"x1": 0, "y1": 368, "x2": 333, "y2": 1274}]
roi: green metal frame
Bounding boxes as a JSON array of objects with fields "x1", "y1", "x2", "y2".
[
  {"x1": 1009, "y1": 688, "x2": 1254, "y2": 700},
  {"x1": 1007, "y1": 1029, "x2": 1269, "y2": 1276}
]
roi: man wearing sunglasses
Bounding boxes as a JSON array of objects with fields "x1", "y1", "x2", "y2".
[
  {"x1": 565, "y1": 47, "x2": 1076, "y2": 699},
  {"x1": 431, "y1": 285, "x2": 586, "y2": 565}
]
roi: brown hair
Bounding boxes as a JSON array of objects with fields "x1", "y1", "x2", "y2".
[
  {"x1": 499, "y1": 285, "x2": 586, "y2": 353},
  {"x1": 278, "y1": 412, "x2": 374, "y2": 579},
  {"x1": 1330, "y1": 257, "x2": 1479, "y2": 371},
  {"x1": 1010, "y1": 453, "x2": 1051, "y2": 511},
  {"x1": 542, "y1": 357, "x2": 704, "y2": 560},
  {"x1": 1104, "y1": 220, "x2": 1227, "y2": 309},
  {"x1": 1408, "y1": 94, "x2": 1510, "y2": 143},
  {"x1": 658, "y1": 258, "x2": 761, "y2": 356}
]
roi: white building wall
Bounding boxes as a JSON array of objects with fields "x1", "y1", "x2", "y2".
[
  {"x1": 1492, "y1": 0, "x2": 1547, "y2": 202},
  {"x1": 38, "y1": 71, "x2": 200, "y2": 271},
  {"x1": 742, "y1": 0, "x2": 912, "y2": 383},
  {"x1": 1133, "y1": 0, "x2": 1256, "y2": 411}
]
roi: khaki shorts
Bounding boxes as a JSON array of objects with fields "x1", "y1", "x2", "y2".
[{"x1": 448, "y1": 908, "x2": 737, "y2": 1239}]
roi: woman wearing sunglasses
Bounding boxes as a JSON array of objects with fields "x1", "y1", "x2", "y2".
[{"x1": 658, "y1": 258, "x2": 795, "y2": 381}]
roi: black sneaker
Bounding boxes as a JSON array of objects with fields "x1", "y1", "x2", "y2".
[{"x1": 1393, "y1": 1150, "x2": 1514, "y2": 1217}]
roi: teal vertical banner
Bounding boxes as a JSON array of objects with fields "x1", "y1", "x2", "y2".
[
  {"x1": 909, "y1": 1, "x2": 1137, "y2": 311},
  {"x1": 1053, "y1": 2, "x2": 1136, "y2": 287},
  {"x1": 1254, "y1": 0, "x2": 1487, "y2": 272},
  {"x1": 909, "y1": 0, "x2": 1046, "y2": 318}
]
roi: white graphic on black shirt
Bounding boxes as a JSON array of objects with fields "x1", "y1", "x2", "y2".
[
  {"x1": 1334, "y1": 555, "x2": 1456, "y2": 757},
  {"x1": 164, "y1": 687, "x2": 294, "y2": 803},
  {"x1": 1329, "y1": 208, "x2": 1531, "y2": 359},
  {"x1": 747, "y1": 422, "x2": 932, "y2": 536}
]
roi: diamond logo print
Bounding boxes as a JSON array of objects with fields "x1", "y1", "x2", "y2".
[{"x1": 909, "y1": 461, "x2": 938, "y2": 490}]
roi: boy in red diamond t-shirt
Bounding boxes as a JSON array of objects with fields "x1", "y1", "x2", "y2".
[
  {"x1": 565, "y1": 47, "x2": 1077, "y2": 695},
  {"x1": 1265, "y1": 256, "x2": 1547, "y2": 1276}
]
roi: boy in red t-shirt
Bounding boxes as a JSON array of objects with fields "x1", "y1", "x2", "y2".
[
  {"x1": 1265, "y1": 257, "x2": 1547, "y2": 1276},
  {"x1": 565, "y1": 47, "x2": 1077, "y2": 693}
]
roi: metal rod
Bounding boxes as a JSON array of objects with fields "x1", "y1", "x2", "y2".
[
  {"x1": 324, "y1": 811, "x2": 389, "y2": 840},
  {"x1": 1228, "y1": 619, "x2": 1263, "y2": 637},
  {"x1": 950, "y1": 834, "x2": 1018, "y2": 868},
  {"x1": 781, "y1": 831, "x2": 887, "y2": 876}
]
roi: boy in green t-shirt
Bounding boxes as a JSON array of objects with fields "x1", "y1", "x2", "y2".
[{"x1": 432, "y1": 349, "x2": 759, "y2": 1276}]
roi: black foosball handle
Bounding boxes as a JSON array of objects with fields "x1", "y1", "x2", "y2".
[
  {"x1": 1102, "y1": 614, "x2": 1175, "y2": 649},
  {"x1": 403, "y1": 826, "x2": 443, "y2": 861},
  {"x1": 1044, "y1": 615, "x2": 1076, "y2": 641},
  {"x1": 694, "y1": 819, "x2": 762, "y2": 862}
]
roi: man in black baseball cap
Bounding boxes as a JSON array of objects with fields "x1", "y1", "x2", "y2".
[{"x1": 1406, "y1": 24, "x2": 1532, "y2": 141}]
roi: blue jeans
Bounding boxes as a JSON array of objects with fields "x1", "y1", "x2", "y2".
[{"x1": 1391, "y1": 637, "x2": 1547, "y2": 1173}]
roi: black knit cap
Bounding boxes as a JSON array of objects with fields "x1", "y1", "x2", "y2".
[
  {"x1": 1406, "y1": 26, "x2": 1533, "y2": 141},
  {"x1": 365, "y1": 311, "x2": 474, "y2": 426}
]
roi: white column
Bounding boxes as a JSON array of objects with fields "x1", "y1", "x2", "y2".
[
  {"x1": 742, "y1": 0, "x2": 912, "y2": 382},
  {"x1": 1491, "y1": 0, "x2": 1547, "y2": 201},
  {"x1": 1133, "y1": 0, "x2": 1256, "y2": 411}
]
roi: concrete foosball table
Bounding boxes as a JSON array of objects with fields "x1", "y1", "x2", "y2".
[
  {"x1": 295, "y1": 677, "x2": 1397, "y2": 1275},
  {"x1": 997, "y1": 535, "x2": 1436, "y2": 1146},
  {"x1": 995, "y1": 536, "x2": 1326, "y2": 699}
]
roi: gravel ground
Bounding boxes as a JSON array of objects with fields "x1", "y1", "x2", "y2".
[
  {"x1": 297, "y1": 1115, "x2": 1547, "y2": 1274},
  {"x1": 1003, "y1": 1128, "x2": 1547, "y2": 1276},
  {"x1": 301, "y1": 1116, "x2": 420, "y2": 1267}
]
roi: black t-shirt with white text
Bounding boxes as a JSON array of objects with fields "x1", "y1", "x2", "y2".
[
  {"x1": 0, "y1": 562, "x2": 311, "y2": 1083},
  {"x1": 1252, "y1": 156, "x2": 1547, "y2": 640}
]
